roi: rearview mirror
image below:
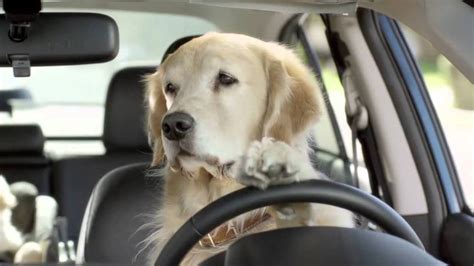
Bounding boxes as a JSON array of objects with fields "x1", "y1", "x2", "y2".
[{"x1": 0, "y1": 13, "x2": 119, "y2": 76}]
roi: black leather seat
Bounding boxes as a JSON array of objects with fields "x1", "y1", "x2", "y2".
[
  {"x1": 0, "y1": 124, "x2": 50, "y2": 194},
  {"x1": 76, "y1": 163, "x2": 161, "y2": 264},
  {"x1": 75, "y1": 35, "x2": 354, "y2": 264},
  {"x1": 76, "y1": 36, "x2": 202, "y2": 264},
  {"x1": 77, "y1": 164, "x2": 444, "y2": 266},
  {"x1": 52, "y1": 67, "x2": 155, "y2": 241}
]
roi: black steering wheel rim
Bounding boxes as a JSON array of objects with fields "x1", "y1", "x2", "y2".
[{"x1": 156, "y1": 179, "x2": 424, "y2": 266}]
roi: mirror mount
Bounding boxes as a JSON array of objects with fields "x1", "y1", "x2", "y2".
[
  {"x1": 9, "y1": 55, "x2": 31, "y2": 77},
  {"x1": 3, "y1": 0, "x2": 42, "y2": 77},
  {"x1": 3, "y1": 0, "x2": 42, "y2": 42}
]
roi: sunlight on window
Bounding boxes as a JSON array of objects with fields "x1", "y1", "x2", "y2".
[{"x1": 402, "y1": 26, "x2": 474, "y2": 209}]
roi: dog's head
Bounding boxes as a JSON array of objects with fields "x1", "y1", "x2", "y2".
[{"x1": 146, "y1": 33, "x2": 321, "y2": 175}]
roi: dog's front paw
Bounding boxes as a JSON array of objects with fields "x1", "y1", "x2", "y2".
[{"x1": 237, "y1": 137, "x2": 301, "y2": 189}]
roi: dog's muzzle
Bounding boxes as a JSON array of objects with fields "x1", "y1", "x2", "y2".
[{"x1": 162, "y1": 112, "x2": 194, "y2": 141}]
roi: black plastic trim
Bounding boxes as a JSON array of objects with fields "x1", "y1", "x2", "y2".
[
  {"x1": 357, "y1": 9, "x2": 446, "y2": 256},
  {"x1": 381, "y1": 16, "x2": 463, "y2": 214},
  {"x1": 463, "y1": 0, "x2": 474, "y2": 8},
  {"x1": 358, "y1": 126, "x2": 392, "y2": 205},
  {"x1": 404, "y1": 214, "x2": 431, "y2": 250},
  {"x1": 441, "y1": 213, "x2": 474, "y2": 265}
]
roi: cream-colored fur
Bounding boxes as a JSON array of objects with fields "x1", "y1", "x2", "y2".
[
  {"x1": 0, "y1": 175, "x2": 23, "y2": 255},
  {"x1": 0, "y1": 176, "x2": 54, "y2": 264},
  {"x1": 13, "y1": 242, "x2": 43, "y2": 263},
  {"x1": 145, "y1": 32, "x2": 353, "y2": 265}
]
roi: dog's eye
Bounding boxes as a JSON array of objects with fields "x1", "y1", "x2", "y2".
[
  {"x1": 217, "y1": 72, "x2": 238, "y2": 86},
  {"x1": 165, "y1": 83, "x2": 177, "y2": 94}
]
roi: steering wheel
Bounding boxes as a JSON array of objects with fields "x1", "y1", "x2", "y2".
[{"x1": 156, "y1": 179, "x2": 424, "y2": 265}]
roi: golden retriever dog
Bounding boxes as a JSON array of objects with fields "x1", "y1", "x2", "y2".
[{"x1": 145, "y1": 32, "x2": 353, "y2": 265}]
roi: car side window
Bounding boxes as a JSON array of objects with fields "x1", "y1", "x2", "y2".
[
  {"x1": 400, "y1": 25, "x2": 474, "y2": 210},
  {"x1": 285, "y1": 15, "x2": 371, "y2": 193},
  {"x1": 0, "y1": 9, "x2": 216, "y2": 157}
]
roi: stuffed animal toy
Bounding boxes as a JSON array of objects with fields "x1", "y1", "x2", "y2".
[
  {"x1": 0, "y1": 175, "x2": 23, "y2": 261},
  {"x1": 0, "y1": 175, "x2": 58, "y2": 263}
]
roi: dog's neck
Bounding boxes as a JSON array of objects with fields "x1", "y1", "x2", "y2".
[
  {"x1": 169, "y1": 158, "x2": 235, "y2": 181},
  {"x1": 166, "y1": 164, "x2": 243, "y2": 203}
]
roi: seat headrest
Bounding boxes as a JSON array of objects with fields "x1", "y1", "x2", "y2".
[
  {"x1": 103, "y1": 67, "x2": 156, "y2": 152},
  {"x1": 161, "y1": 35, "x2": 201, "y2": 63},
  {"x1": 0, "y1": 125, "x2": 44, "y2": 155},
  {"x1": 103, "y1": 36, "x2": 200, "y2": 152}
]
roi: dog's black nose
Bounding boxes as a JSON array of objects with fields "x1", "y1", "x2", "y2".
[{"x1": 162, "y1": 112, "x2": 195, "y2": 141}]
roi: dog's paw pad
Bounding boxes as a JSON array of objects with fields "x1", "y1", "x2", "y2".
[
  {"x1": 237, "y1": 173, "x2": 270, "y2": 190},
  {"x1": 261, "y1": 161, "x2": 299, "y2": 178},
  {"x1": 237, "y1": 138, "x2": 301, "y2": 189},
  {"x1": 265, "y1": 163, "x2": 284, "y2": 177}
]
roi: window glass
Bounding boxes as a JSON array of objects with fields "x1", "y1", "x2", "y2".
[
  {"x1": 0, "y1": 9, "x2": 217, "y2": 138},
  {"x1": 293, "y1": 16, "x2": 343, "y2": 155},
  {"x1": 401, "y1": 26, "x2": 474, "y2": 209},
  {"x1": 290, "y1": 15, "x2": 370, "y2": 191},
  {"x1": 0, "y1": 9, "x2": 217, "y2": 156}
]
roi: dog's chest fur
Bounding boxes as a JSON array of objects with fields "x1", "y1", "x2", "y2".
[{"x1": 150, "y1": 168, "x2": 275, "y2": 265}]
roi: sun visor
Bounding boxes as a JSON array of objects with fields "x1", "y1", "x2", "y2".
[{"x1": 190, "y1": 0, "x2": 357, "y2": 14}]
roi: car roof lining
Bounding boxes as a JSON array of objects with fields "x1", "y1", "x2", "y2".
[{"x1": 12, "y1": 0, "x2": 469, "y2": 82}]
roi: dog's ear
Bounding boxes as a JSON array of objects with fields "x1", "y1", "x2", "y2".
[
  {"x1": 262, "y1": 48, "x2": 322, "y2": 144},
  {"x1": 145, "y1": 71, "x2": 167, "y2": 166}
]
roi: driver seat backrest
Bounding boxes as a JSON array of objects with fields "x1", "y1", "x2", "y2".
[
  {"x1": 76, "y1": 163, "x2": 162, "y2": 264},
  {"x1": 76, "y1": 35, "x2": 200, "y2": 264},
  {"x1": 51, "y1": 67, "x2": 155, "y2": 242}
]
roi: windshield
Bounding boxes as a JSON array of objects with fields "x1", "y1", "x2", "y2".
[{"x1": 0, "y1": 9, "x2": 217, "y2": 138}]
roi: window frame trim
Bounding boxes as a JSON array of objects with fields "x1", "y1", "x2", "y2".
[
  {"x1": 378, "y1": 13, "x2": 465, "y2": 214},
  {"x1": 357, "y1": 7, "x2": 472, "y2": 255}
]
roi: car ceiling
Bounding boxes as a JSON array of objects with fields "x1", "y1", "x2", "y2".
[{"x1": 1, "y1": 0, "x2": 472, "y2": 82}]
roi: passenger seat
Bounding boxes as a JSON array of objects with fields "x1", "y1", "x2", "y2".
[
  {"x1": 52, "y1": 67, "x2": 155, "y2": 241},
  {"x1": 0, "y1": 124, "x2": 50, "y2": 194}
]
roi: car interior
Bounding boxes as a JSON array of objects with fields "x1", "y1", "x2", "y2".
[
  {"x1": 0, "y1": 0, "x2": 473, "y2": 265},
  {"x1": 52, "y1": 67, "x2": 154, "y2": 242}
]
